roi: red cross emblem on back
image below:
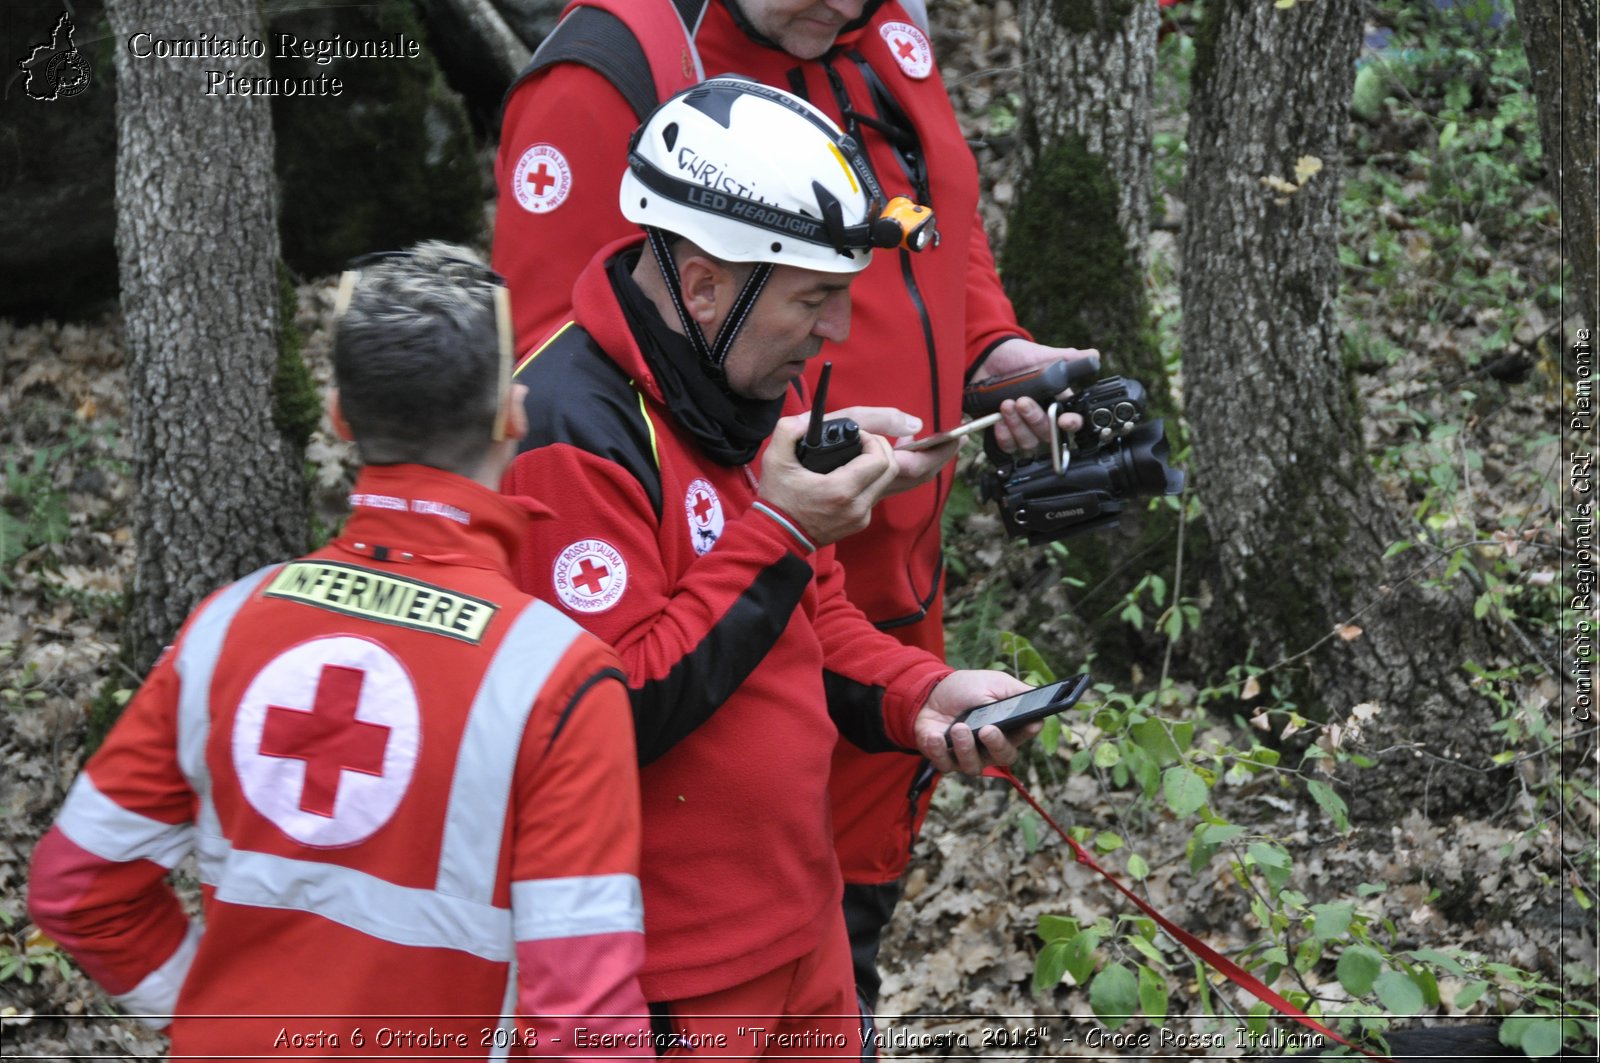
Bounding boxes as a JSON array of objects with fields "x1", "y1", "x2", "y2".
[
  {"x1": 260, "y1": 665, "x2": 391, "y2": 818},
  {"x1": 233, "y1": 636, "x2": 420, "y2": 847}
]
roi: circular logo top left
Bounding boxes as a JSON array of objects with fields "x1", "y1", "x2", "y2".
[
  {"x1": 19, "y1": 13, "x2": 93, "y2": 102},
  {"x1": 232, "y1": 636, "x2": 421, "y2": 848}
]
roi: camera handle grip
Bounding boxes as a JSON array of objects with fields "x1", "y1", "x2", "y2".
[{"x1": 962, "y1": 356, "x2": 1100, "y2": 417}]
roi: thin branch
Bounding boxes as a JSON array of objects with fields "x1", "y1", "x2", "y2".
[
  {"x1": 1158, "y1": 500, "x2": 1190, "y2": 689},
  {"x1": 1364, "y1": 725, "x2": 1598, "y2": 776}
]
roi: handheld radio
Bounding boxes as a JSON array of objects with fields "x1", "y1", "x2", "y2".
[{"x1": 795, "y1": 361, "x2": 862, "y2": 474}]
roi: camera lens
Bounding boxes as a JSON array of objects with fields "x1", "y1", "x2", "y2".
[{"x1": 1111, "y1": 420, "x2": 1185, "y2": 495}]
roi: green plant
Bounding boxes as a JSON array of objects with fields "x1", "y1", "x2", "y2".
[
  {"x1": 85, "y1": 675, "x2": 136, "y2": 756},
  {"x1": 0, "y1": 422, "x2": 128, "y2": 589},
  {"x1": 0, "y1": 643, "x2": 47, "y2": 715},
  {"x1": 0, "y1": 909, "x2": 75, "y2": 986},
  {"x1": 985, "y1": 90, "x2": 1021, "y2": 138},
  {"x1": 1002, "y1": 628, "x2": 1590, "y2": 1054},
  {"x1": 1149, "y1": 16, "x2": 1193, "y2": 220},
  {"x1": 985, "y1": 0, "x2": 1588, "y2": 1053},
  {"x1": 1342, "y1": 0, "x2": 1552, "y2": 368},
  {"x1": 0, "y1": 445, "x2": 72, "y2": 586},
  {"x1": 1114, "y1": 570, "x2": 1202, "y2": 644}
]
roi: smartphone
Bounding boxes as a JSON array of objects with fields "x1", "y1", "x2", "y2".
[
  {"x1": 945, "y1": 672, "x2": 1092, "y2": 747},
  {"x1": 895, "y1": 412, "x2": 1002, "y2": 452}
]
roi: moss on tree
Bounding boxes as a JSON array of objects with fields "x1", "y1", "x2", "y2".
[
  {"x1": 1191, "y1": 0, "x2": 1232, "y2": 95},
  {"x1": 269, "y1": 0, "x2": 481, "y2": 275},
  {"x1": 272, "y1": 261, "x2": 319, "y2": 453},
  {"x1": 1000, "y1": 131, "x2": 1193, "y2": 672},
  {"x1": 1002, "y1": 132, "x2": 1160, "y2": 381}
]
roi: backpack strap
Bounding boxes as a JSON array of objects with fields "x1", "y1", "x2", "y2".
[
  {"x1": 514, "y1": 7, "x2": 656, "y2": 120},
  {"x1": 504, "y1": 0, "x2": 713, "y2": 122}
]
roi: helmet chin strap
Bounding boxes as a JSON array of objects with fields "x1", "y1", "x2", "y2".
[{"x1": 646, "y1": 226, "x2": 775, "y2": 375}]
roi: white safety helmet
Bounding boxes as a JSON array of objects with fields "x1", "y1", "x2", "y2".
[{"x1": 621, "y1": 76, "x2": 935, "y2": 273}]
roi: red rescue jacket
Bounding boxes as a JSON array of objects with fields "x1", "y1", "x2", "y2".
[
  {"x1": 28, "y1": 466, "x2": 649, "y2": 1059},
  {"x1": 494, "y1": 0, "x2": 1026, "y2": 632},
  {"x1": 502, "y1": 240, "x2": 953, "y2": 1000},
  {"x1": 494, "y1": 0, "x2": 1028, "y2": 883}
]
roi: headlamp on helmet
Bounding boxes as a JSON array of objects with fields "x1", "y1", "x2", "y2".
[
  {"x1": 874, "y1": 196, "x2": 937, "y2": 251},
  {"x1": 621, "y1": 76, "x2": 935, "y2": 272}
]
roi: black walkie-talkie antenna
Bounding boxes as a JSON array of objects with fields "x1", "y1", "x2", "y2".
[
  {"x1": 795, "y1": 360, "x2": 861, "y2": 474},
  {"x1": 805, "y1": 361, "x2": 833, "y2": 448}
]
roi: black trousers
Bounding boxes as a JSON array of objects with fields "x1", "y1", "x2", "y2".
[{"x1": 842, "y1": 878, "x2": 903, "y2": 1061}]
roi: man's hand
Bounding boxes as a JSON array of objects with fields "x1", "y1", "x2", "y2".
[
  {"x1": 759, "y1": 412, "x2": 899, "y2": 546},
  {"x1": 915, "y1": 669, "x2": 1040, "y2": 775},
  {"x1": 973, "y1": 338, "x2": 1100, "y2": 456},
  {"x1": 834, "y1": 406, "x2": 959, "y2": 495}
]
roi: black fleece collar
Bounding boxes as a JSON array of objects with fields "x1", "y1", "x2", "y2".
[{"x1": 609, "y1": 250, "x2": 785, "y2": 467}]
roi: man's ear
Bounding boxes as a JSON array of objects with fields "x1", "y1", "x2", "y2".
[
  {"x1": 326, "y1": 388, "x2": 355, "y2": 442},
  {"x1": 677, "y1": 254, "x2": 729, "y2": 328},
  {"x1": 502, "y1": 383, "x2": 529, "y2": 444}
]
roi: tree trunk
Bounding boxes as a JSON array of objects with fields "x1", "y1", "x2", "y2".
[
  {"x1": 1181, "y1": 0, "x2": 1505, "y2": 820},
  {"x1": 1518, "y1": 0, "x2": 1598, "y2": 338},
  {"x1": 1004, "y1": 0, "x2": 1160, "y2": 384},
  {"x1": 1000, "y1": 0, "x2": 1184, "y2": 668},
  {"x1": 107, "y1": 0, "x2": 308, "y2": 671}
]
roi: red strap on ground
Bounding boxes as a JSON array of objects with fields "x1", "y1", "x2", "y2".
[{"x1": 986, "y1": 766, "x2": 1393, "y2": 1062}]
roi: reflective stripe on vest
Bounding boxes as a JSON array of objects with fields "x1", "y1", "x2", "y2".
[
  {"x1": 173, "y1": 568, "x2": 583, "y2": 963},
  {"x1": 177, "y1": 564, "x2": 282, "y2": 879},
  {"x1": 56, "y1": 772, "x2": 194, "y2": 869},
  {"x1": 438, "y1": 599, "x2": 579, "y2": 903}
]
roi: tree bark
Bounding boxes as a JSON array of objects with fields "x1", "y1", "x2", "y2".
[
  {"x1": 432, "y1": 0, "x2": 531, "y2": 86},
  {"x1": 1518, "y1": 0, "x2": 1598, "y2": 338},
  {"x1": 1181, "y1": 0, "x2": 1505, "y2": 820},
  {"x1": 106, "y1": 0, "x2": 307, "y2": 671},
  {"x1": 1000, "y1": 0, "x2": 1184, "y2": 667},
  {"x1": 1005, "y1": 0, "x2": 1160, "y2": 382}
]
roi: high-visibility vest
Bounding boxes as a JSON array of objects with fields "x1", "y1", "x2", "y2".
[{"x1": 54, "y1": 561, "x2": 642, "y2": 1051}]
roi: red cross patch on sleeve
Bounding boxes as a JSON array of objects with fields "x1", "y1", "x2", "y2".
[
  {"x1": 684, "y1": 479, "x2": 725, "y2": 556},
  {"x1": 512, "y1": 143, "x2": 574, "y2": 213},
  {"x1": 880, "y1": 21, "x2": 933, "y2": 80},
  {"x1": 552, "y1": 539, "x2": 629, "y2": 613}
]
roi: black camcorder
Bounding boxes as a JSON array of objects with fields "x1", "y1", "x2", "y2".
[{"x1": 963, "y1": 358, "x2": 1186, "y2": 544}]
